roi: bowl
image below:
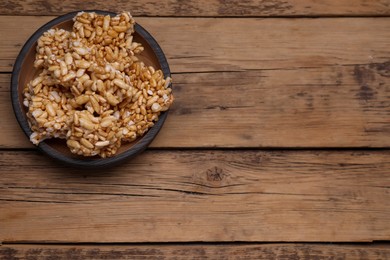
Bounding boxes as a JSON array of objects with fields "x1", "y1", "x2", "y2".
[{"x1": 11, "y1": 10, "x2": 171, "y2": 168}]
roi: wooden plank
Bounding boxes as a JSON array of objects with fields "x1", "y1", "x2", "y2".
[
  {"x1": 1, "y1": 17, "x2": 390, "y2": 73},
  {"x1": 1, "y1": 244, "x2": 390, "y2": 259},
  {"x1": 0, "y1": 74, "x2": 34, "y2": 149},
  {"x1": 2, "y1": 60, "x2": 390, "y2": 149},
  {"x1": 1, "y1": 0, "x2": 389, "y2": 17},
  {"x1": 0, "y1": 150, "x2": 389, "y2": 242}
]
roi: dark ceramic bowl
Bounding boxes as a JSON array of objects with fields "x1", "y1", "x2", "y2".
[{"x1": 11, "y1": 10, "x2": 171, "y2": 168}]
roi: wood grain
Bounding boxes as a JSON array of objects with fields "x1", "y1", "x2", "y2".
[
  {"x1": 1, "y1": 243, "x2": 390, "y2": 259},
  {"x1": 1, "y1": 0, "x2": 389, "y2": 17},
  {"x1": 2, "y1": 61, "x2": 389, "y2": 148},
  {"x1": 1, "y1": 17, "x2": 390, "y2": 73},
  {"x1": 1, "y1": 0, "x2": 389, "y2": 251},
  {"x1": 1, "y1": 150, "x2": 389, "y2": 243}
]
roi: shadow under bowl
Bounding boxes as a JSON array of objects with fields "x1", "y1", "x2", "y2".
[{"x1": 11, "y1": 10, "x2": 171, "y2": 168}]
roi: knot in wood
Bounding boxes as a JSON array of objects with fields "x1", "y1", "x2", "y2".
[{"x1": 206, "y1": 166, "x2": 225, "y2": 182}]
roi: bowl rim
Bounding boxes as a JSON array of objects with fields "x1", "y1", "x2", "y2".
[{"x1": 11, "y1": 10, "x2": 171, "y2": 168}]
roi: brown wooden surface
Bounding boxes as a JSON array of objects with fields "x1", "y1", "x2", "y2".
[
  {"x1": 1, "y1": 244, "x2": 390, "y2": 259},
  {"x1": 1, "y1": 0, "x2": 389, "y2": 257},
  {"x1": 2, "y1": 63, "x2": 390, "y2": 148},
  {"x1": 1, "y1": 0, "x2": 389, "y2": 17},
  {"x1": 2, "y1": 17, "x2": 390, "y2": 73},
  {"x1": 1, "y1": 150, "x2": 389, "y2": 242}
]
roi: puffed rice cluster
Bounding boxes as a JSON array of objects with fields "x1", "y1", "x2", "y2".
[{"x1": 23, "y1": 11, "x2": 173, "y2": 158}]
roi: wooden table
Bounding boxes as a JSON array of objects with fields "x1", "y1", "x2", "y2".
[{"x1": 1, "y1": 1, "x2": 390, "y2": 259}]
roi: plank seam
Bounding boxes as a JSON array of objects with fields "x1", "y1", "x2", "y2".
[
  {"x1": 1, "y1": 14, "x2": 390, "y2": 18},
  {"x1": 2, "y1": 241, "x2": 390, "y2": 246}
]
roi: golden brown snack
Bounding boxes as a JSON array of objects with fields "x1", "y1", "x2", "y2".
[{"x1": 23, "y1": 11, "x2": 173, "y2": 158}]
